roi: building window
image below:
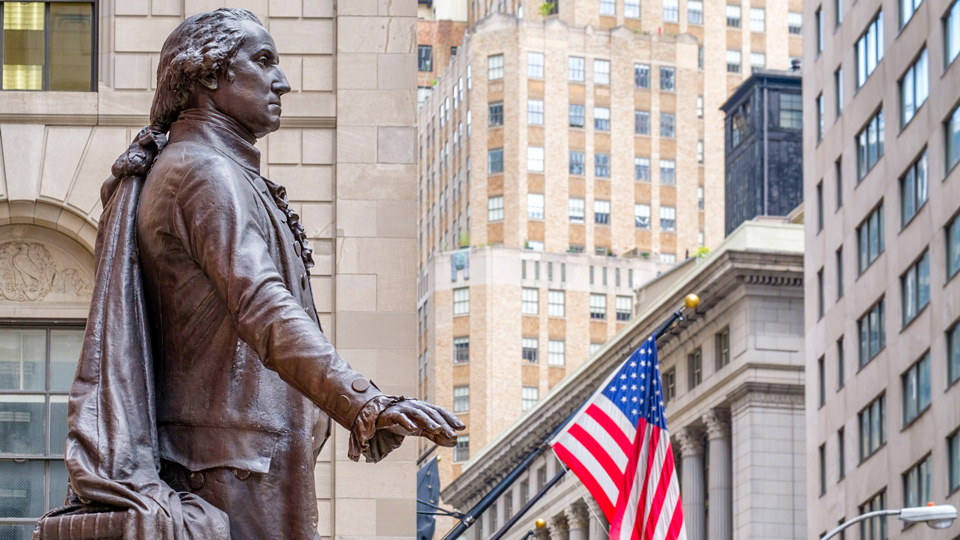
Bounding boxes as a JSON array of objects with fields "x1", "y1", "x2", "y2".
[
  {"x1": 697, "y1": 186, "x2": 704, "y2": 209},
  {"x1": 565, "y1": 152, "x2": 585, "y2": 177},
  {"x1": 838, "y1": 427, "x2": 846, "y2": 478},
  {"x1": 590, "y1": 294, "x2": 606, "y2": 319},
  {"x1": 856, "y1": 12, "x2": 884, "y2": 88},
  {"x1": 688, "y1": 0, "x2": 703, "y2": 23},
  {"x1": 487, "y1": 195, "x2": 504, "y2": 222},
  {"x1": 837, "y1": 337, "x2": 845, "y2": 389},
  {"x1": 663, "y1": 368, "x2": 676, "y2": 401},
  {"x1": 660, "y1": 160, "x2": 676, "y2": 185},
  {"x1": 488, "y1": 148, "x2": 504, "y2": 174},
  {"x1": 726, "y1": 50, "x2": 741, "y2": 73},
  {"x1": 417, "y1": 86, "x2": 433, "y2": 109},
  {"x1": 900, "y1": 0, "x2": 923, "y2": 28},
  {"x1": 488, "y1": 54, "x2": 504, "y2": 80},
  {"x1": 489, "y1": 102, "x2": 504, "y2": 127},
  {"x1": 947, "y1": 0, "x2": 960, "y2": 67},
  {"x1": 660, "y1": 206, "x2": 676, "y2": 231},
  {"x1": 663, "y1": 0, "x2": 679, "y2": 21},
  {"x1": 817, "y1": 94, "x2": 825, "y2": 141},
  {"x1": 568, "y1": 56, "x2": 585, "y2": 81},
  {"x1": 634, "y1": 63, "x2": 650, "y2": 88},
  {"x1": 817, "y1": 182, "x2": 824, "y2": 232},
  {"x1": 688, "y1": 348, "x2": 702, "y2": 388},
  {"x1": 594, "y1": 200, "x2": 610, "y2": 224},
  {"x1": 594, "y1": 59, "x2": 610, "y2": 84},
  {"x1": 0, "y1": 325, "x2": 83, "y2": 534},
  {"x1": 453, "y1": 386, "x2": 470, "y2": 412},
  {"x1": 660, "y1": 113, "x2": 675, "y2": 137},
  {"x1": 726, "y1": 4, "x2": 741, "y2": 27},
  {"x1": 453, "y1": 336, "x2": 470, "y2": 363},
  {"x1": 521, "y1": 287, "x2": 539, "y2": 315},
  {"x1": 788, "y1": 11, "x2": 803, "y2": 34},
  {"x1": 595, "y1": 153, "x2": 611, "y2": 178},
  {"x1": 635, "y1": 110, "x2": 650, "y2": 135},
  {"x1": 901, "y1": 251, "x2": 930, "y2": 325},
  {"x1": 418, "y1": 45, "x2": 433, "y2": 71},
  {"x1": 716, "y1": 328, "x2": 730, "y2": 369},
  {"x1": 527, "y1": 51, "x2": 544, "y2": 78},
  {"x1": 522, "y1": 337, "x2": 539, "y2": 363},
  {"x1": 947, "y1": 102, "x2": 960, "y2": 171},
  {"x1": 858, "y1": 299, "x2": 886, "y2": 367},
  {"x1": 634, "y1": 203, "x2": 651, "y2": 229},
  {"x1": 949, "y1": 430, "x2": 960, "y2": 493},
  {"x1": 697, "y1": 96, "x2": 703, "y2": 118},
  {"x1": 901, "y1": 151, "x2": 928, "y2": 227},
  {"x1": 548, "y1": 290, "x2": 565, "y2": 317},
  {"x1": 750, "y1": 7, "x2": 765, "y2": 31},
  {"x1": 857, "y1": 109, "x2": 885, "y2": 180},
  {"x1": 817, "y1": 269, "x2": 825, "y2": 319},
  {"x1": 859, "y1": 394, "x2": 886, "y2": 461},
  {"x1": 951, "y1": 322, "x2": 960, "y2": 385},
  {"x1": 570, "y1": 104, "x2": 585, "y2": 128},
  {"x1": 858, "y1": 490, "x2": 887, "y2": 540},
  {"x1": 527, "y1": 193, "x2": 545, "y2": 220},
  {"x1": 857, "y1": 204, "x2": 884, "y2": 273},
  {"x1": 548, "y1": 340, "x2": 565, "y2": 366},
  {"x1": 504, "y1": 492, "x2": 513, "y2": 521},
  {"x1": 819, "y1": 444, "x2": 826, "y2": 495},
  {"x1": 527, "y1": 146, "x2": 544, "y2": 172},
  {"x1": 569, "y1": 198, "x2": 585, "y2": 222},
  {"x1": 519, "y1": 480, "x2": 529, "y2": 506},
  {"x1": 594, "y1": 107, "x2": 610, "y2": 131},
  {"x1": 616, "y1": 296, "x2": 632, "y2": 321},
  {"x1": 454, "y1": 435, "x2": 470, "y2": 461},
  {"x1": 903, "y1": 455, "x2": 932, "y2": 512},
  {"x1": 522, "y1": 386, "x2": 539, "y2": 411},
  {"x1": 635, "y1": 158, "x2": 651, "y2": 182},
  {"x1": 902, "y1": 353, "x2": 931, "y2": 425},
  {"x1": 660, "y1": 67, "x2": 675, "y2": 91},
  {"x1": 901, "y1": 49, "x2": 929, "y2": 127},
  {"x1": 625, "y1": 0, "x2": 640, "y2": 17},
  {"x1": 836, "y1": 247, "x2": 844, "y2": 299},
  {"x1": 750, "y1": 52, "x2": 765, "y2": 70},
  {"x1": 779, "y1": 93, "x2": 802, "y2": 129},
  {"x1": 817, "y1": 7, "x2": 825, "y2": 53},
  {"x1": 527, "y1": 99, "x2": 544, "y2": 125}
]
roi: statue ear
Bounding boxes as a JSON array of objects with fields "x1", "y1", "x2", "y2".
[{"x1": 199, "y1": 73, "x2": 218, "y2": 91}]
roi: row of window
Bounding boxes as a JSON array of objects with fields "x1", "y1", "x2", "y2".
[
  {"x1": 489, "y1": 195, "x2": 679, "y2": 231},
  {"x1": 488, "y1": 146, "x2": 689, "y2": 181},
  {"x1": 593, "y1": 0, "x2": 794, "y2": 34},
  {"x1": 656, "y1": 329, "x2": 730, "y2": 404},
  {"x1": 488, "y1": 54, "x2": 678, "y2": 91}
]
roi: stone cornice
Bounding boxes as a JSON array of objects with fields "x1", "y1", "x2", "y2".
[
  {"x1": 729, "y1": 382, "x2": 805, "y2": 415},
  {"x1": 441, "y1": 240, "x2": 804, "y2": 509}
]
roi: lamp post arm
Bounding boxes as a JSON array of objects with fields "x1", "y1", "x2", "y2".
[{"x1": 819, "y1": 510, "x2": 900, "y2": 540}]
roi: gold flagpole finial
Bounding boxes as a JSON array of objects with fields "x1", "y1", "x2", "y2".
[{"x1": 684, "y1": 294, "x2": 700, "y2": 309}]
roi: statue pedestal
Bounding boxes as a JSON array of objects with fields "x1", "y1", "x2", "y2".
[{"x1": 33, "y1": 505, "x2": 126, "y2": 540}]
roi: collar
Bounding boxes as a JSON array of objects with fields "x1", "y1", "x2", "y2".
[{"x1": 167, "y1": 108, "x2": 261, "y2": 174}]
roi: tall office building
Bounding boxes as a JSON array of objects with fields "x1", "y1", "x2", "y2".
[
  {"x1": 803, "y1": 0, "x2": 960, "y2": 534},
  {"x1": 417, "y1": 0, "x2": 468, "y2": 108},
  {"x1": 0, "y1": 1, "x2": 418, "y2": 538},
  {"x1": 416, "y1": 0, "x2": 803, "y2": 496}
]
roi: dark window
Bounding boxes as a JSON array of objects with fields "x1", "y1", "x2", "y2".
[
  {"x1": 900, "y1": 150, "x2": 928, "y2": 226},
  {"x1": 902, "y1": 353, "x2": 931, "y2": 425},
  {"x1": 819, "y1": 444, "x2": 827, "y2": 495},
  {"x1": 818, "y1": 356, "x2": 826, "y2": 407},
  {"x1": 488, "y1": 102, "x2": 504, "y2": 126},
  {"x1": 817, "y1": 268, "x2": 824, "y2": 319},
  {"x1": 453, "y1": 337, "x2": 470, "y2": 363},
  {"x1": 858, "y1": 299, "x2": 886, "y2": 367},
  {"x1": 837, "y1": 427, "x2": 845, "y2": 479},
  {"x1": 858, "y1": 490, "x2": 887, "y2": 540},
  {"x1": 595, "y1": 153, "x2": 610, "y2": 178},
  {"x1": 837, "y1": 337, "x2": 845, "y2": 389},
  {"x1": 856, "y1": 109, "x2": 885, "y2": 180},
  {"x1": 660, "y1": 113, "x2": 675, "y2": 137},
  {"x1": 454, "y1": 435, "x2": 469, "y2": 461},
  {"x1": 688, "y1": 348, "x2": 702, "y2": 389},
  {"x1": 949, "y1": 430, "x2": 960, "y2": 493},
  {"x1": 817, "y1": 182, "x2": 824, "y2": 232},
  {"x1": 450, "y1": 46, "x2": 458, "y2": 56},
  {"x1": 0, "y1": 2, "x2": 96, "y2": 91},
  {"x1": 569, "y1": 151, "x2": 585, "y2": 175},
  {"x1": 634, "y1": 63, "x2": 650, "y2": 88},
  {"x1": 859, "y1": 394, "x2": 886, "y2": 461},
  {"x1": 857, "y1": 204, "x2": 884, "y2": 274},
  {"x1": 902, "y1": 455, "x2": 931, "y2": 511},
  {"x1": 901, "y1": 251, "x2": 930, "y2": 325},
  {"x1": 947, "y1": 322, "x2": 960, "y2": 386},
  {"x1": 635, "y1": 110, "x2": 650, "y2": 135},
  {"x1": 663, "y1": 368, "x2": 676, "y2": 401},
  {"x1": 779, "y1": 93, "x2": 802, "y2": 129},
  {"x1": 569, "y1": 104, "x2": 585, "y2": 127},
  {"x1": 488, "y1": 148, "x2": 504, "y2": 174},
  {"x1": 715, "y1": 328, "x2": 730, "y2": 369},
  {"x1": 418, "y1": 45, "x2": 433, "y2": 72},
  {"x1": 522, "y1": 338, "x2": 538, "y2": 363},
  {"x1": 836, "y1": 247, "x2": 844, "y2": 299},
  {"x1": 835, "y1": 159, "x2": 843, "y2": 209},
  {"x1": 659, "y1": 67, "x2": 675, "y2": 91},
  {"x1": 946, "y1": 102, "x2": 960, "y2": 172}
]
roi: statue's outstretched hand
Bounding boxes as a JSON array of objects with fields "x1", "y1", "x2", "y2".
[{"x1": 377, "y1": 399, "x2": 465, "y2": 447}]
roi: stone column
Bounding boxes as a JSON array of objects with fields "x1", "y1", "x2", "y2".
[
  {"x1": 548, "y1": 513, "x2": 569, "y2": 540},
  {"x1": 586, "y1": 498, "x2": 608, "y2": 540},
  {"x1": 703, "y1": 409, "x2": 732, "y2": 540},
  {"x1": 565, "y1": 504, "x2": 590, "y2": 540},
  {"x1": 675, "y1": 426, "x2": 706, "y2": 540}
]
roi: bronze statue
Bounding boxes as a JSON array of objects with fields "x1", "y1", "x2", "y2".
[{"x1": 37, "y1": 8, "x2": 462, "y2": 540}]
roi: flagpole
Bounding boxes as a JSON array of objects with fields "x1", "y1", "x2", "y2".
[{"x1": 442, "y1": 294, "x2": 700, "y2": 540}]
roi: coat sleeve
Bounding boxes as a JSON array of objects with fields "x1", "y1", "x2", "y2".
[{"x1": 172, "y1": 157, "x2": 384, "y2": 436}]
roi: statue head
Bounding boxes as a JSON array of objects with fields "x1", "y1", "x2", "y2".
[{"x1": 150, "y1": 8, "x2": 290, "y2": 139}]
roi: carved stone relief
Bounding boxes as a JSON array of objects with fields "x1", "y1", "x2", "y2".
[{"x1": 0, "y1": 241, "x2": 92, "y2": 301}]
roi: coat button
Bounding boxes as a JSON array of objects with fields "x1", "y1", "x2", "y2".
[
  {"x1": 188, "y1": 472, "x2": 205, "y2": 491},
  {"x1": 234, "y1": 469, "x2": 251, "y2": 480},
  {"x1": 337, "y1": 395, "x2": 351, "y2": 413},
  {"x1": 351, "y1": 379, "x2": 370, "y2": 392}
]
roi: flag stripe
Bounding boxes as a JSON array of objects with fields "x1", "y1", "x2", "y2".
[
  {"x1": 554, "y1": 432, "x2": 621, "y2": 502},
  {"x1": 577, "y1": 409, "x2": 630, "y2": 469},
  {"x1": 593, "y1": 397, "x2": 638, "y2": 447},
  {"x1": 553, "y1": 441, "x2": 616, "y2": 517}
]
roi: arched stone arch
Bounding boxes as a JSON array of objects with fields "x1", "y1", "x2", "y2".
[
  {"x1": 0, "y1": 222, "x2": 95, "y2": 320},
  {"x1": 0, "y1": 199, "x2": 98, "y2": 255}
]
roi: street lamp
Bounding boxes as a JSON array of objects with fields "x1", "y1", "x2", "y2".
[{"x1": 820, "y1": 504, "x2": 958, "y2": 540}]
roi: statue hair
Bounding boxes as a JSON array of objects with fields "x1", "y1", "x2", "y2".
[{"x1": 111, "y1": 8, "x2": 262, "y2": 181}]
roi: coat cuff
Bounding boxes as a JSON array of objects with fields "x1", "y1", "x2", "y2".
[{"x1": 347, "y1": 395, "x2": 407, "y2": 463}]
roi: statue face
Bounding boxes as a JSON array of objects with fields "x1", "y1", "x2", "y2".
[{"x1": 209, "y1": 20, "x2": 290, "y2": 139}]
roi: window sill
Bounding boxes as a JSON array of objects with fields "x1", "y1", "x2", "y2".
[
  {"x1": 857, "y1": 442, "x2": 887, "y2": 467},
  {"x1": 901, "y1": 403, "x2": 931, "y2": 431},
  {"x1": 854, "y1": 251, "x2": 884, "y2": 282},
  {"x1": 856, "y1": 346, "x2": 885, "y2": 373},
  {"x1": 900, "y1": 303, "x2": 929, "y2": 333},
  {"x1": 899, "y1": 200, "x2": 928, "y2": 232}
]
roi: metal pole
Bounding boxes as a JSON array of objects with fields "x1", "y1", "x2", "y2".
[
  {"x1": 441, "y1": 301, "x2": 693, "y2": 540},
  {"x1": 819, "y1": 510, "x2": 899, "y2": 540},
  {"x1": 489, "y1": 468, "x2": 566, "y2": 540}
]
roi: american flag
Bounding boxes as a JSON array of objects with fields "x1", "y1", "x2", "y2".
[{"x1": 552, "y1": 337, "x2": 686, "y2": 540}]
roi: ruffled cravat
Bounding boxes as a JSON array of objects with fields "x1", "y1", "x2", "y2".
[{"x1": 262, "y1": 177, "x2": 315, "y2": 274}]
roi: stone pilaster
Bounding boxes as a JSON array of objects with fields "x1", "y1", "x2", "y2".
[
  {"x1": 703, "y1": 409, "x2": 732, "y2": 540},
  {"x1": 586, "y1": 498, "x2": 608, "y2": 540},
  {"x1": 675, "y1": 426, "x2": 706, "y2": 540},
  {"x1": 548, "y1": 513, "x2": 569, "y2": 540}
]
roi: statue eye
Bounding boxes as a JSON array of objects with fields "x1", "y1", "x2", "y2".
[{"x1": 257, "y1": 56, "x2": 269, "y2": 66}]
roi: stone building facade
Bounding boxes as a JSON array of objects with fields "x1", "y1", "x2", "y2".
[
  {"x1": 440, "y1": 220, "x2": 807, "y2": 540},
  {"x1": 0, "y1": 1, "x2": 419, "y2": 538},
  {"x1": 803, "y1": 0, "x2": 960, "y2": 534},
  {"x1": 416, "y1": 0, "x2": 805, "y2": 504}
]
